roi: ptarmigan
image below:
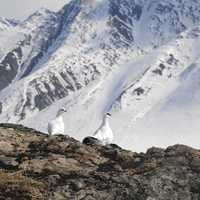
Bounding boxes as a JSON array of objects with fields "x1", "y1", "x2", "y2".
[
  {"x1": 93, "y1": 113, "x2": 113, "y2": 145},
  {"x1": 48, "y1": 108, "x2": 66, "y2": 136}
]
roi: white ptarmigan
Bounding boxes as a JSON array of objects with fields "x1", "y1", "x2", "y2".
[
  {"x1": 93, "y1": 113, "x2": 113, "y2": 145},
  {"x1": 47, "y1": 108, "x2": 67, "y2": 136}
]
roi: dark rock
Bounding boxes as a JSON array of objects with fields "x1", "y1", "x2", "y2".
[
  {"x1": 133, "y1": 87, "x2": 145, "y2": 96},
  {"x1": 82, "y1": 136, "x2": 102, "y2": 146},
  {"x1": 146, "y1": 147, "x2": 165, "y2": 158},
  {"x1": 0, "y1": 156, "x2": 18, "y2": 170},
  {"x1": 69, "y1": 180, "x2": 85, "y2": 191},
  {"x1": 47, "y1": 174, "x2": 61, "y2": 186},
  {"x1": 97, "y1": 161, "x2": 122, "y2": 172}
]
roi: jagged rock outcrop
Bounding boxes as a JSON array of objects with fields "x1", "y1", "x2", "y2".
[{"x1": 0, "y1": 123, "x2": 199, "y2": 200}]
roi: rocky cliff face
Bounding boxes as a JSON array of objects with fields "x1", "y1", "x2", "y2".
[{"x1": 0, "y1": 123, "x2": 199, "y2": 200}]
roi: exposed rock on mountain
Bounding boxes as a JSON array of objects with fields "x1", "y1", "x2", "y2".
[
  {"x1": 0, "y1": 17, "x2": 18, "y2": 32},
  {"x1": 0, "y1": 124, "x2": 199, "y2": 200}
]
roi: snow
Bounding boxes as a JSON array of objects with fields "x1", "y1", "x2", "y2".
[{"x1": 22, "y1": 24, "x2": 200, "y2": 152}]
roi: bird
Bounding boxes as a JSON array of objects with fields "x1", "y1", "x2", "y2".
[
  {"x1": 93, "y1": 112, "x2": 113, "y2": 145},
  {"x1": 47, "y1": 107, "x2": 67, "y2": 136}
]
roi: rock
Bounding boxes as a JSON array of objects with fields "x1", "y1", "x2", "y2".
[
  {"x1": 190, "y1": 156, "x2": 200, "y2": 172},
  {"x1": 97, "y1": 161, "x2": 122, "y2": 172},
  {"x1": 0, "y1": 155, "x2": 18, "y2": 170},
  {"x1": 146, "y1": 147, "x2": 165, "y2": 158},
  {"x1": 0, "y1": 124, "x2": 199, "y2": 199},
  {"x1": 0, "y1": 141, "x2": 14, "y2": 155},
  {"x1": 48, "y1": 174, "x2": 61, "y2": 186},
  {"x1": 69, "y1": 180, "x2": 85, "y2": 191},
  {"x1": 82, "y1": 136, "x2": 102, "y2": 146}
]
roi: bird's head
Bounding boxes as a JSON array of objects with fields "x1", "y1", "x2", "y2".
[
  {"x1": 60, "y1": 107, "x2": 67, "y2": 112},
  {"x1": 106, "y1": 112, "x2": 112, "y2": 117},
  {"x1": 57, "y1": 107, "x2": 67, "y2": 116}
]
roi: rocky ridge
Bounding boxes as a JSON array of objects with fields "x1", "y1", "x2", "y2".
[{"x1": 0, "y1": 124, "x2": 199, "y2": 199}]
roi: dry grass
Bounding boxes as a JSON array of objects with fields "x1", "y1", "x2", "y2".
[{"x1": 0, "y1": 170, "x2": 47, "y2": 200}]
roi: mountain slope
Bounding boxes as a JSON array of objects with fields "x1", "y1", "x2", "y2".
[
  {"x1": 131, "y1": 57, "x2": 200, "y2": 151},
  {"x1": 0, "y1": 8, "x2": 63, "y2": 91},
  {"x1": 21, "y1": 24, "x2": 200, "y2": 152},
  {"x1": 0, "y1": 0, "x2": 200, "y2": 151},
  {"x1": 0, "y1": 17, "x2": 18, "y2": 32}
]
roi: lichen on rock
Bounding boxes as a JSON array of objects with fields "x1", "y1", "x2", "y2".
[{"x1": 0, "y1": 123, "x2": 199, "y2": 199}]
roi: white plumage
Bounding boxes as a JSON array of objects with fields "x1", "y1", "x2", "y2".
[
  {"x1": 48, "y1": 108, "x2": 66, "y2": 136},
  {"x1": 93, "y1": 113, "x2": 113, "y2": 145}
]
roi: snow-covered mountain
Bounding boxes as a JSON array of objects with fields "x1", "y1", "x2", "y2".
[
  {"x1": 0, "y1": 17, "x2": 18, "y2": 32},
  {"x1": 1, "y1": 0, "x2": 200, "y2": 151}
]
